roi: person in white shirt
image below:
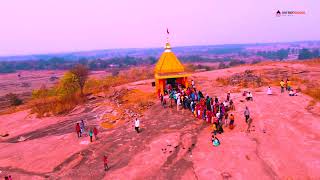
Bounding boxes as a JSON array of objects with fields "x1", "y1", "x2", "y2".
[
  {"x1": 267, "y1": 87, "x2": 272, "y2": 95},
  {"x1": 134, "y1": 118, "x2": 140, "y2": 133},
  {"x1": 246, "y1": 92, "x2": 253, "y2": 101},
  {"x1": 223, "y1": 100, "x2": 229, "y2": 108},
  {"x1": 176, "y1": 95, "x2": 181, "y2": 111}
]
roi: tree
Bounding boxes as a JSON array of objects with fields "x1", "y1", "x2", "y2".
[
  {"x1": 298, "y1": 48, "x2": 313, "y2": 60},
  {"x1": 58, "y1": 72, "x2": 79, "y2": 97},
  {"x1": 277, "y1": 49, "x2": 289, "y2": 60},
  {"x1": 70, "y1": 64, "x2": 89, "y2": 96},
  {"x1": 312, "y1": 49, "x2": 319, "y2": 58}
]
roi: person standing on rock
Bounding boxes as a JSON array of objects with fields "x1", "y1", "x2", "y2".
[
  {"x1": 76, "y1": 123, "x2": 81, "y2": 138},
  {"x1": 280, "y1": 80, "x2": 285, "y2": 93},
  {"x1": 247, "y1": 117, "x2": 253, "y2": 132},
  {"x1": 103, "y1": 155, "x2": 109, "y2": 171},
  {"x1": 244, "y1": 106, "x2": 250, "y2": 123},
  {"x1": 134, "y1": 118, "x2": 140, "y2": 133},
  {"x1": 227, "y1": 91, "x2": 231, "y2": 101},
  {"x1": 287, "y1": 79, "x2": 291, "y2": 91},
  {"x1": 229, "y1": 114, "x2": 235, "y2": 130},
  {"x1": 93, "y1": 127, "x2": 98, "y2": 140},
  {"x1": 89, "y1": 129, "x2": 93, "y2": 142},
  {"x1": 80, "y1": 120, "x2": 85, "y2": 134},
  {"x1": 176, "y1": 95, "x2": 181, "y2": 111}
]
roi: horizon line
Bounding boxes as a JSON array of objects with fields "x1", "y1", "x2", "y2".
[{"x1": 1, "y1": 39, "x2": 319, "y2": 58}]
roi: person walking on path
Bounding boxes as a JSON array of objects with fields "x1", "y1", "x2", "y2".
[
  {"x1": 280, "y1": 80, "x2": 285, "y2": 93},
  {"x1": 247, "y1": 117, "x2": 253, "y2": 132},
  {"x1": 134, "y1": 118, "x2": 140, "y2": 133},
  {"x1": 244, "y1": 106, "x2": 250, "y2": 123},
  {"x1": 103, "y1": 155, "x2": 109, "y2": 171},
  {"x1": 89, "y1": 129, "x2": 93, "y2": 142},
  {"x1": 75, "y1": 123, "x2": 81, "y2": 138},
  {"x1": 93, "y1": 127, "x2": 98, "y2": 140}
]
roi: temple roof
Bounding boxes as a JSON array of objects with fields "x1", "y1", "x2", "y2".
[{"x1": 154, "y1": 42, "x2": 185, "y2": 75}]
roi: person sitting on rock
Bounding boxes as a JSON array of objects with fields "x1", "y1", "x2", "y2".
[
  {"x1": 267, "y1": 87, "x2": 272, "y2": 95},
  {"x1": 289, "y1": 89, "x2": 298, "y2": 96},
  {"x1": 212, "y1": 135, "x2": 220, "y2": 147},
  {"x1": 246, "y1": 92, "x2": 253, "y2": 101}
]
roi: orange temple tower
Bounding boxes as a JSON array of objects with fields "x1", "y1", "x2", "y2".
[{"x1": 154, "y1": 40, "x2": 191, "y2": 96}]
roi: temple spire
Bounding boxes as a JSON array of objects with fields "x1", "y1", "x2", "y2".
[{"x1": 165, "y1": 28, "x2": 171, "y2": 51}]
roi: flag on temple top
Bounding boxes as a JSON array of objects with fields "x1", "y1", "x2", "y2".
[{"x1": 167, "y1": 28, "x2": 169, "y2": 35}]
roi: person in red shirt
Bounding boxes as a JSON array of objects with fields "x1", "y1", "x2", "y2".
[
  {"x1": 103, "y1": 155, "x2": 109, "y2": 171},
  {"x1": 199, "y1": 105, "x2": 203, "y2": 119},
  {"x1": 75, "y1": 123, "x2": 81, "y2": 138},
  {"x1": 206, "y1": 110, "x2": 212, "y2": 123},
  {"x1": 93, "y1": 127, "x2": 98, "y2": 140}
]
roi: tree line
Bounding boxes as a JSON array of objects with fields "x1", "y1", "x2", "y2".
[{"x1": 0, "y1": 56, "x2": 157, "y2": 73}]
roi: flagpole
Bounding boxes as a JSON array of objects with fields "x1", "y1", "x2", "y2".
[{"x1": 166, "y1": 28, "x2": 169, "y2": 43}]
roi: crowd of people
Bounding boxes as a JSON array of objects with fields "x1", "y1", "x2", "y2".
[
  {"x1": 159, "y1": 80, "x2": 238, "y2": 147},
  {"x1": 69, "y1": 78, "x2": 297, "y2": 172}
]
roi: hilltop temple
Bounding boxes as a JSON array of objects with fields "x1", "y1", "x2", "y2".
[{"x1": 154, "y1": 41, "x2": 191, "y2": 96}]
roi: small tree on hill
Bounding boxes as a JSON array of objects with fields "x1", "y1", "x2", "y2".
[
  {"x1": 70, "y1": 64, "x2": 89, "y2": 96},
  {"x1": 58, "y1": 72, "x2": 79, "y2": 97}
]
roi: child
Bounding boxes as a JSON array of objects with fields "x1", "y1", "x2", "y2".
[
  {"x1": 134, "y1": 118, "x2": 140, "y2": 133},
  {"x1": 212, "y1": 135, "x2": 220, "y2": 147},
  {"x1": 89, "y1": 129, "x2": 93, "y2": 142},
  {"x1": 93, "y1": 127, "x2": 98, "y2": 140},
  {"x1": 103, "y1": 155, "x2": 109, "y2": 171},
  {"x1": 229, "y1": 114, "x2": 235, "y2": 130},
  {"x1": 75, "y1": 123, "x2": 81, "y2": 138},
  {"x1": 267, "y1": 87, "x2": 272, "y2": 95}
]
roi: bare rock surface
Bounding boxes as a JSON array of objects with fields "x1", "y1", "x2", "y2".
[{"x1": 0, "y1": 63, "x2": 320, "y2": 179}]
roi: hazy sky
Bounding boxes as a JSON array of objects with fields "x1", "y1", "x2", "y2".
[{"x1": 0, "y1": 0, "x2": 319, "y2": 56}]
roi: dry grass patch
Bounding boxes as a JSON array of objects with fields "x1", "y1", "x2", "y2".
[
  {"x1": 216, "y1": 70, "x2": 265, "y2": 88},
  {"x1": 304, "y1": 88, "x2": 320, "y2": 101},
  {"x1": 119, "y1": 89, "x2": 155, "y2": 114},
  {"x1": 101, "y1": 121, "x2": 114, "y2": 129}
]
